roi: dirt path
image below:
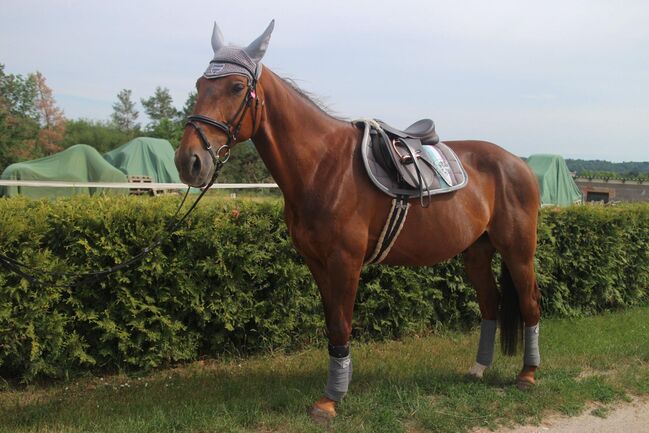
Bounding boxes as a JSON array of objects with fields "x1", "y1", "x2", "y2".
[{"x1": 473, "y1": 398, "x2": 649, "y2": 433}]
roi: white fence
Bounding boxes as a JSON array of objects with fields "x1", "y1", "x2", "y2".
[{"x1": 0, "y1": 180, "x2": 279, "y2": 190}]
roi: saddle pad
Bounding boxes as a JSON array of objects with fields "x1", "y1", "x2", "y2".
[{"x1": 358, "y1": 120, "x2": 468, "y2": 198}]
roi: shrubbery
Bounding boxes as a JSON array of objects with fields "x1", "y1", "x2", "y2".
[{"x1": 1, "y1": 197, "x2": 648, "y2": 381}]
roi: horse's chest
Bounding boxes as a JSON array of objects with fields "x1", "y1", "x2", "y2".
[{"x1": 283, "y1": 206, "x2": 338, "y2": 259}]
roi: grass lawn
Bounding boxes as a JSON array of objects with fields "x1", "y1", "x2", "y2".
[{"x1": 2, "y1": 306, "x2": 648, "y2": 433}]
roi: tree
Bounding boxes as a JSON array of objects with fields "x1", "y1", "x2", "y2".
[
  {"x1": 0, "y1": 65, "x2": 38, "y2": 119},
  {"x1": 111, "y1": 89, "x2": 140, "y2": 133},
  {"x1": 32, "y1": 71, "x2": 65, "y2": 155},
  {"x1": 146, "y1": 118, "x2": 183, "y2": 147},
  {"x1": 0, "y1": 64, "x2": 40, "y2": 169},
  {"x1": 181, "y1": 91, "x2": 197, "y2": 121},
  {"x1": 141, "y1": 87, "x2": 178, "y2": 123},
  {"x1": 62, "y1": 119, "x2": 133, "y2": 154},
  {"x1": 219, "y1": 141, "x2": 272, "y2": 183},
  {"x1": 141, "y1": 87, "x2": 190, "y2": 147}
]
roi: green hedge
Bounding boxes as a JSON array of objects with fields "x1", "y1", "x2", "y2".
[{"x1": 1, "y1": 197, "x2": 648, "y2": 381}]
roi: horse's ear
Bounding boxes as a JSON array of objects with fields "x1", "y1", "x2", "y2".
[
  {"x1": 244, "y1": 19, "x2": 275, "y2": 63},
  {"x1": 211, "y1": 22, "x2": 225, "y2": 53}
]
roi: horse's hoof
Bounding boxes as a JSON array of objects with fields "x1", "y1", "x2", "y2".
[
  {"x1": 309, "y1": 397, "x2": 337, "y2": 423},
  {"x1": 516, "y1": 376, "x2": 536, "y2": 390},
  {"x1": 517, "y1": 365, "x2": 537, "y2": 390},
  {"x1": 467, "y1": 362, "x2": 487, "y2": 379}
]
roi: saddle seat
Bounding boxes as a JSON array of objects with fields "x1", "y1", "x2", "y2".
[{"x1": 377, "y1": 118, "x2": 439, "y2": 146}]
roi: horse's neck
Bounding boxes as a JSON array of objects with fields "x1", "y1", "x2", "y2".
[{"x1": 252, "y1": 70, "x2": 358, "y2": 202}]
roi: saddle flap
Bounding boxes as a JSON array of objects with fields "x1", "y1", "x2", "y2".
[{"x1": 391, "y1": 138, "x2": 439, "y2": 190}]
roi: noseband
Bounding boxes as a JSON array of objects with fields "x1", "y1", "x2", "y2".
[{"x1": 185, "y1": 60, "x2": 261, "y2": 176}]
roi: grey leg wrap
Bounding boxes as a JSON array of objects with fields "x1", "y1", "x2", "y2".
[
  {"x1": 476, "y1": 319, "x2": 497, "y2": 366},
  {"x1": 524, "y1": 324, "x2": 541, "y2": 366},
  {"x1": 324, "y1": 354, "x2": 353, "y2": 402}
]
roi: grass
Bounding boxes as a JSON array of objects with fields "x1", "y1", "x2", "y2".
[{"x1": 1, "y1": 306, "x2": 648, "y2": 433}]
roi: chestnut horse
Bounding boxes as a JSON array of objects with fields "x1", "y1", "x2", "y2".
[{"x1": 175, "y1": 21, "x2": 541, "y2": 420}]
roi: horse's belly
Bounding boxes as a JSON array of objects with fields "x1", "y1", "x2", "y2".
[{"x1": 376, "y1": 198, "x2": 489, "y2": 266}]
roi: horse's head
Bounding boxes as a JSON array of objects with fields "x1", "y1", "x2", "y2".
[{"x1": 175, "y1": 20, "x2": 274, "y2": 187}]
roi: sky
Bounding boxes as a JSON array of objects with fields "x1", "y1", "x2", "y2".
[{"x1": 1, "y1": 0, "x2": 648, "y2": 161}]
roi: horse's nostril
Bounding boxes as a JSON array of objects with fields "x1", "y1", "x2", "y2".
[{"x1": 191, "y1": 154, "x2": 201, "y2": 178}]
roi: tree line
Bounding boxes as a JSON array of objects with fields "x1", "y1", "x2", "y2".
[
  {"x1": 5, "y1": 63, "x2": 644, "y2": 183},
  {"x1": 0, "y1": 64, "x2": 194, "y2": 168},
  {"x1": 565, "y1": 159, "x2": 649, "y2": 179},
  {"x1": 0, "y1": 64, "x2": 272, "y2": 182}
]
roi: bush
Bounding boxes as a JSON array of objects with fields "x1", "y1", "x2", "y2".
[{"x1": 1, "y1": 197, "x2": 648, "y2": 381}]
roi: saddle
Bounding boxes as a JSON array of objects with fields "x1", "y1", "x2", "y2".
[{"x1": 358, "y1": 119, "x2": 468, "y2": 206}]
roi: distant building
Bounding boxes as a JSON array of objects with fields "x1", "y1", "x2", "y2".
[{"x1": 574, "y1": 177, "x2": 649, "y2": 203}]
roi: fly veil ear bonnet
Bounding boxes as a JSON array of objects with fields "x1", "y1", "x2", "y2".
[{"x1": 203, "y1": 20, "x2": 275, "y2": 81}]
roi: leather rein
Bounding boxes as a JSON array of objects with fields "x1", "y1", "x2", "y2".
[{"x1": 0, "y1": 59, "x2": 261, "y2": 289}]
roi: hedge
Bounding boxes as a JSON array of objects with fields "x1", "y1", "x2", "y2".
[{"x1": 1, "y1": 196, "x2": 648, "y2": 382}]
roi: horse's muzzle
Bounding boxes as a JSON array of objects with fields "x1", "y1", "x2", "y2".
[{"x1": 174, "y1": 146, "x2": 214, "y2": 188}]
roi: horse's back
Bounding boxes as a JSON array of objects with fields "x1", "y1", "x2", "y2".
[{"x1": 445, "y1": 139, "x2": 540, "y2": 210}]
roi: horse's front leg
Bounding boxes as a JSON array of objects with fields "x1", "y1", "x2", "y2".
[{"x1": 303, "y1": 252, "x2": 363, "y2": 420}]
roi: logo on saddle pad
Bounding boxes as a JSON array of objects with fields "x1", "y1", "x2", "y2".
[{"x1": 423, "y1": 146, "x2": 454, "y2": 187}]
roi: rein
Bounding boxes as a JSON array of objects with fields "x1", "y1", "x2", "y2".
[{"x1": 0, "y1": 61, "x2": 260, "y2": 289}]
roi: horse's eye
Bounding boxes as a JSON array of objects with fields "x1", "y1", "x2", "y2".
[{"x1": 232, "y1": 83, "x2": 245, "y2": 94}]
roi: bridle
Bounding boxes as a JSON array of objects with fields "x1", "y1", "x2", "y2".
[
  {"x1": 0, "y1": 60, "x2": 263, "y2": 289},
  {"x1": 185, "y1": 60, "x2": 262, "y2": 185}
]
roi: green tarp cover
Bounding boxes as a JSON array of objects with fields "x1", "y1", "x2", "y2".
[
  {"x1": 1, "y1": 144, "x2": 128, "y2": 198},
  {"x1": 526, "y1": 154, "x2": 582, "y2": 207},
  {"x1": 103, "y1": 137, "x2": 180, "y2": 183}
]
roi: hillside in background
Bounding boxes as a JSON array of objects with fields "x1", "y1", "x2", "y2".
[{"x1": 565, "y1": 159, "x2": 649, "y2": 177}]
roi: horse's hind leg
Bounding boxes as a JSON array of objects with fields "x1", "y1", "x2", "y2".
[
  {"x1": 500, "y1": 254, "x2": 541, "y2": 389},
  {"x1": 463, "y1": 234, "x2": 499, "y2": 379}
]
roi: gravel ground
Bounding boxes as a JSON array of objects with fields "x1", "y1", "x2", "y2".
[{"x1": 473, "y1": 398, "x2": 649, "y2": 433}]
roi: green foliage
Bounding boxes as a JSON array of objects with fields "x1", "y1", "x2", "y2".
[
  {"x1": 180, "y1": 91, "x2": 196, "y2": 122},
  {"x1": 537, "y1": 205, "x2": 649, "y2": 316},
  {"x1": 140, "y1": 87, "x2": 178, "y2": 122},
  {"x1": 1, "y1": 199, "x2": 648, "y2": 382},
  {"x1": 61, "y1": 119, "x2": 136, "y2": 154},
  {"x1": 219, "y1": 140, "x2": 273, "y2": 183},
  {"x1": 566, "y1": 159, "x2": 649, "y2": 178},
  {"x1": 111, "y1": 89, "x2": 140, "y2": 133},
  {"x1": 145, "y1": 117, "x2": 183, "y2": 148},
  {"x1": 0, "y1": 65, "x2": 38, "y2": 119},
  {"x1": 0, "y1": 64, "x2": 40, "y2": 169},
  {"x1": 139, "y1": 88, "x2": 198, "y2": 148}
]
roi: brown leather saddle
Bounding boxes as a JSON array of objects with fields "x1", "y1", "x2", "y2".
[{"x1": 358, "y1": 119, "x2": 468, "y2": 206}]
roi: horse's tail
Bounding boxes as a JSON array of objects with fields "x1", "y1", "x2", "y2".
[{"x1": 499, "y1": 262, "x2": 523, "y2": 356}]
